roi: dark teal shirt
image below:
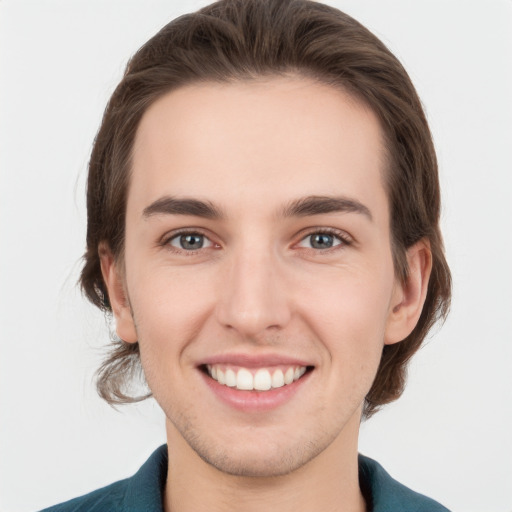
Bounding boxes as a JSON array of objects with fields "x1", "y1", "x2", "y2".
[{"x1": 40, "y1": 445, "x2": 450, "y2": 511}]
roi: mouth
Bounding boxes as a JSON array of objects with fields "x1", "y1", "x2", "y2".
[{"x1": 200, "y1": 363, "x2": 314, "y2": 392}]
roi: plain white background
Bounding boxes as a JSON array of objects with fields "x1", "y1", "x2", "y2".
[{"x1": 1, "y1": 1, "x2": 511, "y2": 511}]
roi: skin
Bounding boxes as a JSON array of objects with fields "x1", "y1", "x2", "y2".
[{"x1": 101, "y1": 77, "x2": 431, "y2": 512}]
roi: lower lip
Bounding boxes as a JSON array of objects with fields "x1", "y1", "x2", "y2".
[{"x1": 201, "y1": 369, "x2": 312, "y2": 412}]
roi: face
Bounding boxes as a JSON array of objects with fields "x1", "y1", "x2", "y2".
[{"x1": 103, "y1": 77, "x2": 422, "y2": 477}]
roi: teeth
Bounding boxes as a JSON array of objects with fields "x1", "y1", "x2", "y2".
[
  {"x1": 237, "y1": 368, "x2": 254, "y2": 390},
  {"x1": 206, "y1": 364, "x2": 308, "y2": 391},
  {"x1": 284, "y1": 367, "x2": 294, "y2": 385},
  {"x1": 225, "y1": 369, "x2": 236, "y2": 387},
  {"x1": 271, "y1": 369, "x2": 284, "y2": 388},
  {"x1": 254, "y1": 369, "x2": 272, "y2": 391}
]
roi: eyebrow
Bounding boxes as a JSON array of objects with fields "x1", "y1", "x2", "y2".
[
  {"x1": 281, "y1": 195, "x2": 373, "y2": 221},
  {"x1": 142, "y1": 194, "x2": 372, "y2": 221},
  {"x1": 143, "y1": 196, "x2": 224, "y2": 219}
]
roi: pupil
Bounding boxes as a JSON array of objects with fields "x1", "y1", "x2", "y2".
[
  {"x1": 311, "y1": 233, "x2": 333, "y2": 249},
  {"x1": 181, "y1": 234, "x2": 203, "y2": 250}
]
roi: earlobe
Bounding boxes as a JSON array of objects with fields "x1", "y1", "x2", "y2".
[
  {"x1": 98, "y1": 243, "x2": 138, "y2": 344},
  {"x1": 384, "y1": 239, "x2": 432, "y2": 345}
]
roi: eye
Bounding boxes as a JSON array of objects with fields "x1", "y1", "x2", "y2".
[
  {"x1": 296, "y1": 230, "x2": 349, "y2": 250},
  {"x1": 168, "y1": 232, "x2": 214, "y2": 251}
]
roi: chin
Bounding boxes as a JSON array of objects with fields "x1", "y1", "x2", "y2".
[
  {"x1": 178, "y1": 423, "x2": 332, "y2": 478},
  {"x1": 197, "y1": 443, "x2": 323, "y2": 478}
]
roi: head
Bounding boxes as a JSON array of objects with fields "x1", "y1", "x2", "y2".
[{"x1": 80, "y1": 0, "x2": 450, "y2": 429}]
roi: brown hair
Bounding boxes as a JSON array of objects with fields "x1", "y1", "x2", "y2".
[{"x1": 80, "y1": 0, "x2": 451, "y2": 418}]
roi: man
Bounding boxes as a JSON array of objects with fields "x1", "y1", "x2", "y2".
[{"x1": 42, "y1": 0, "x2": 451, "y2": 510}]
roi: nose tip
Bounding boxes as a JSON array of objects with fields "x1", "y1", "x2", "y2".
[
  {"x1": 215, "y1": 253, "x2": 291, "y2": 338},
  {"x1": 224, "y1": 310, "x2": 281, "y2": 338}
]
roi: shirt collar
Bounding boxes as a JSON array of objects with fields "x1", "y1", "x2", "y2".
[{"x1": 123, "y1": 445, "x2": 448, "y2": 512}]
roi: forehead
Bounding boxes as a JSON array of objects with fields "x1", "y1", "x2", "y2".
[{"x1": 129, "y1": 77, "x2": 388, "y2": 221}]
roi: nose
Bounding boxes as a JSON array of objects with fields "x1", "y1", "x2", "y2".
[{"x1": 215, "y1": 246, "x2": 292, "y2": 339}]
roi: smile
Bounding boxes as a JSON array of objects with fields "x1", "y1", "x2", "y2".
[{"x1": 206, "y1": 364, "x2": 307, "y2": 391}]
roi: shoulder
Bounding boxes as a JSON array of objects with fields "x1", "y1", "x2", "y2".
[
  {"x1": 358, "y1": 454, "x2": 451, "y2": 512},
  {"x1": 39, "y1": 445, "x2": 168, "y2": 512},
  {"x1": 39, "y1": 479, "x2": 129, "y2": 512}
]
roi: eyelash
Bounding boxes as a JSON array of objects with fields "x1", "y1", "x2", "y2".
[
  {"x1": 161, "y1": 228, "x2": 216, "y2": 255},
  {"x1": 296, "y1": 227, "x2": 352, "y2": 252},
  {"x1": 160, "y1": 227, "x2": 352, "y2": 255}
]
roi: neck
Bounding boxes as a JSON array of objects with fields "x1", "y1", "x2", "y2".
[{"x1": 163, "y1": 414, "x2": 366, "y2": 512}]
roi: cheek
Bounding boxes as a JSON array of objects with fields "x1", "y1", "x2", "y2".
[
  {"x1": 296, "y1": 264, "x2": 394, "y2": 356},
  {"x1": 300, "y1": 269, "x2": 393, "y2": 408},
  {"x1": 127, "y1": 266, "x2": 216, "y2": 365}
]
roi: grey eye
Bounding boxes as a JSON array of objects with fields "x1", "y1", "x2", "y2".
[
  {"x1": 297, "y1": 232, "x2": 344, "y2": 250},
  {"x1": 170, "y1": 233, "x2": 212, "y2": 250},
  {"x1": 309, "y1": 233, "x2": 335, "y2": 249}
]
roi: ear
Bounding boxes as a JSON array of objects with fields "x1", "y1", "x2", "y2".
[
  {"x1": 98, "y1": 242, "x2": 137, "y2": 344},
  {"x1": 384, "y1": 239, "x2": 432, "y2": 345}
]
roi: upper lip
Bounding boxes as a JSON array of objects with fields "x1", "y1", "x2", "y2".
[{"x1": 200, "y1": 353, "x2": 313, "y2": 368}]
